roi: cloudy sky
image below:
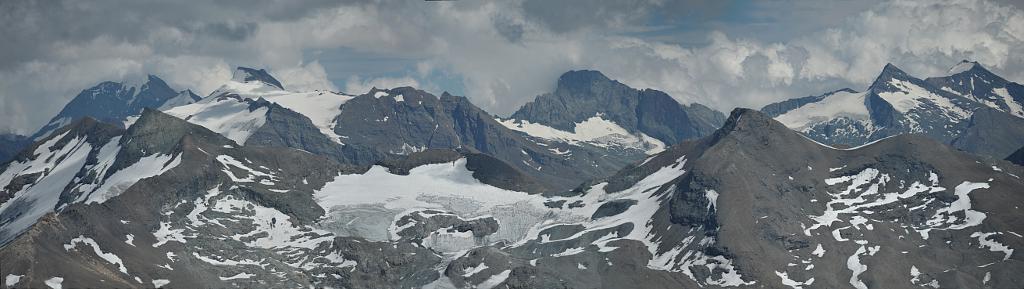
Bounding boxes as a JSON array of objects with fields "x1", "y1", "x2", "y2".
[{"x1": 2, "y1": 0, "x2": 1023, "y2": 134}]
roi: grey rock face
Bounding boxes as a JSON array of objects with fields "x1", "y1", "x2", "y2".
[
  {"x1": 331, "y1": 87, "x2": 634, "y2": 192},
  {"x1": 245, "y1": 98, "x2": 354, "y2": 162},
  {"x1": 378, "y1": 149, "x2": 549, "y2": 193},
  {"x1": 392, "y1": 209, "x2": 500, "y2": 243},
  {"x1": 510, "y1": 70, "x2": 726, "y2": 145},
  {"x1": 950, "y1": 106, "x2": 1024, "y2": 158}
]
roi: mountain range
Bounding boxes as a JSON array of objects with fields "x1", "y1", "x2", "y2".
[
  {"x1": 763, "y1": 61, "x2": 1024, "y2": 159},
  {"x1": 0, "y1": 62, "x2": 1022, "y2": 289}
]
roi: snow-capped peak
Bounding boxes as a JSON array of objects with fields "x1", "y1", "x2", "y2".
[
  {"x1": 948, "y1": 60, "x2": 981, "y2": 75},
  {"x1": 231, "y1": 67, "x2": 284, "y2": 90}
]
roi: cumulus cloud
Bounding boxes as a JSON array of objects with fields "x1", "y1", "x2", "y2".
[
  {"x1": 1, "y1": 0, "x2": 1022, "y2": 135},
  {"x1": 565, "y1": 0, "x2": 1024, "y2": 111}
]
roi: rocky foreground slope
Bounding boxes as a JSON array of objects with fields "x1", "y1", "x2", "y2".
[{"x1": 1, "y1": 107, "x2": 1021, "y2": 288}]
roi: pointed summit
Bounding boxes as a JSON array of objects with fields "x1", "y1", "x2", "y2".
[
  {"x1": 232, "y1": 67, "x2": 284, "y2": 90},
  {"x1": 876, "y1": 63, "x2": 910, "y2": 80},
  {"x1": 868, "y1": 63, "x2": 922, "y2": 94}
]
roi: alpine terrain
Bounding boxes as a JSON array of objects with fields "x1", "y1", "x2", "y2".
[
  {"x1": 6, "y1": 1, "x2": 1024, "y2": 288},
  {"x1": 763, "y1": 61, "x2": 1024, "y2": 158},
  {"x1": 1, "y1": 66, "x2": 1022, "y2": 288}
]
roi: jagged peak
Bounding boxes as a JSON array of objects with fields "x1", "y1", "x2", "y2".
[{"x1": 232, "y1": 67, "x2": 284, "y2": 90}]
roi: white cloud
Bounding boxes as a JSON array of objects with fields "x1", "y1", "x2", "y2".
[
  {"x1": 274, "y1": 61, "x2": 337, "y2": 92},
  {"x1": 1, "y1": 0, "x2": 1022, "y2": 134}
]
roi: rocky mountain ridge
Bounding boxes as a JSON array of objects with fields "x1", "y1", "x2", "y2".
[{"x1": 764, "y1": 61, "x2": 1024, "y2": 158}]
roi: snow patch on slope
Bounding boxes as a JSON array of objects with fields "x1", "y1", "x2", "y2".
[
  {"x1": 0, "y1": 133, "x2": 93, "y2": 244},
  {"x1": 776, "y1": 90, "x2": 871, "y2": 129},
  {"x1": 64, "y1": 236, "x2": 129, "y2": 275},
  {"x1": 316, "y1": 158, "x2": 540, "y2": 212},
  {"x1": 84, "y1": 153, "x2": 181, "y2": 204},
  {"x1": 876, "y1": 79, "x2": 970, "y2": 121},
  {"x1": 164, "y1": 96, "x2": 268, "y2": 144},
  {"x1": 498, "y1": 114, "x2": 664, "y2": 154},
  {"x1": 205, "y1": 79, "x2": 353, "y2": 144}
]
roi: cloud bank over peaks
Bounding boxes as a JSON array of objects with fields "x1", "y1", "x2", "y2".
[{"x1": 0, "y1": 0, "x2": 1022, "y2": 134}]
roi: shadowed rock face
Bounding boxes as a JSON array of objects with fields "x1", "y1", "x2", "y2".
[
  {"x1": 510, "y1": 70, "x2": 725, "y2": 145},
  {"x1": 0, "y1": 133, "x2": 28, "y2": 164},
  {"x1": 31, "y1": 75, "x2": 179, "y2": 140},
  {"x1": 951, "y1": 106, "x2": 1024, "y2": 158},
  {"x1": 1007, "y1": 146, "x2": 1024, "y2": 166}
]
